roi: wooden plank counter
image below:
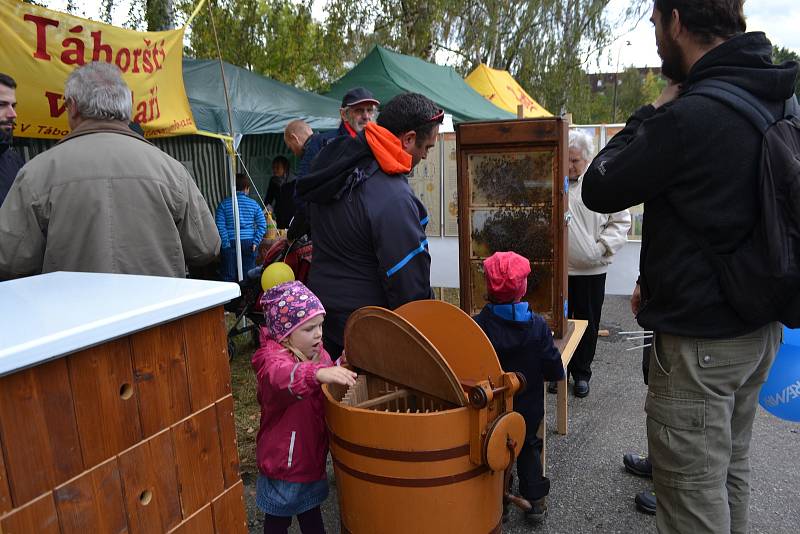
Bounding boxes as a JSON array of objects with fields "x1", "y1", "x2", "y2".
[
  {"x1": 0, "y1": 272, "x2": 246, "y2": 534},
  {"x1": 553, "y1": 319, "x2": 589, "y2": 435}
]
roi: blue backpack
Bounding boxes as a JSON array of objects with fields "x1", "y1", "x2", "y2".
[{"x1": 684, "y1": 79, "x2": 800, "y2": 327}]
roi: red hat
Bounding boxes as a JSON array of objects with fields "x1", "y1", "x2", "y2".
[{"x1": 483, "y1": 252, "x2": 531, "y2": 303}]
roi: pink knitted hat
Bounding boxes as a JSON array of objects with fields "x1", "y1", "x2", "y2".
[
  {"x1": 261, "y1": 281, "x2": 325, "y2": 342},
  {"x1": 483, "y1": 251, "x2": 532, "y2": 303}
]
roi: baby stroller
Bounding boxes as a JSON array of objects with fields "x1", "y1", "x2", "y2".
[{"x1": 224, "y1": 235, "x2": 313, "y2": 359}]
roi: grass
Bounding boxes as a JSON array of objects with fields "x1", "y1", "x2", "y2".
[{"x1": 226, "y1": 316, "x2": 261, "y2": 477}]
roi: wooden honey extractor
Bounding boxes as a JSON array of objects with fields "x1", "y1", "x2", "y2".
[{"x1": 323, "y1": 301, "x2": 527, "y2": 534}]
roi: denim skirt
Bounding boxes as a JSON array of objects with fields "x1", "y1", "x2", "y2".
[{"x1": 256, "y1": 475, "x2": 329, "y2": 517}]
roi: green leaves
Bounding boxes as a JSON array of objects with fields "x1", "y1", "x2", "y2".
[{"x1": 175, "y1": 0, "x2": 347, "y2": 91}]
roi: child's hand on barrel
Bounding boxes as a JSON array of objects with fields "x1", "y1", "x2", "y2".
[{"x1": 316, "y1": 366, "x2": 357, "y2": 386}]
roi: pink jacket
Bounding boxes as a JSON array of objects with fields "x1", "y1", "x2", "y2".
[{"x1": 252, "y1": 339, "x2": 333, "y2": 482}]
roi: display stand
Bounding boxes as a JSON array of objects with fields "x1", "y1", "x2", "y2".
[{"x1": 456, "y1": 118, "x2": 569, "y2": 338}]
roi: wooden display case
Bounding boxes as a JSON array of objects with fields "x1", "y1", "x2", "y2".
[{"x1": 456, "y1": 118, "x2": 569, "y2": 337}]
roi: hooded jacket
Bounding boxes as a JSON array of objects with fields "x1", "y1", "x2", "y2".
[
  {"x1": 0, "y1": 140, "x2": 23, "y2": 207},
  {"x1": 582, "y1": 32, "x2": 798, "y2": 338},
  {"x1": 296, "y1": 123, "x2": 432, "y2": 347},
  {"x1": 252, "y1": 339, "x2": 333, "y2": 482},
  {"x1": 473, "y1": 304, "x2": 564, "y2": 427}
]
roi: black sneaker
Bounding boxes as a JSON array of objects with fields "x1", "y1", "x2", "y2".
[
  {"x1": 524, "y1": 497, "x2": 547, "y2": 524},
  {"x1": 547, "y1": 381, "x2": 558, "y2": 394},
  {"x1": 635, "y1": 489, "x2": 656, "y2": 515},
  {"x1": 623, "y1": 453, "x2": 653, "y2": 478},
  {"x1": 573, "y1": 380, "x2": 589, "y2": 398}
]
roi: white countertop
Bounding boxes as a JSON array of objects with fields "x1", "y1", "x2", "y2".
[{"x1": 0, "y1": 272, "x2": 240, "y2": 376}]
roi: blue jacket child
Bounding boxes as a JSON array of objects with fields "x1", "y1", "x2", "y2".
[{"x1": 472, "y1": 251, "x2": 564, "y2": 523}]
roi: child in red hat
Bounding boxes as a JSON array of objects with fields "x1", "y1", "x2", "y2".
[{"x1": 473, "y1": 251, "x2": 565, "y2": 524}]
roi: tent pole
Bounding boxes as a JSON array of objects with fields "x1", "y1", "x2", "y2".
[
  {"x1": 208, "y1": 0, "x2": 243, "y2": 281},
  {"x1": 228, "y1": 143, "x2": 242, "y2": 282}
]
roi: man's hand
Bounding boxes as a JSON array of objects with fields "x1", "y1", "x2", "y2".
[
  {"x1": 653, "y1": 80, "x2": 681, "y2": 109},
  {"x1": 631, "y1": 282, "x2": 641, "y2": 315}
]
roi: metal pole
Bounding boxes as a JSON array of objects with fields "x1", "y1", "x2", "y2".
[
  {"x1": 208, "y1": 0, "x2": 242, "y2": 281},
  {"x1": 611, "y1": 41, "x2": 631, "y2": 123},
  {"x1": 230, "y1": 150, "x2": 242, "y2": 282}
]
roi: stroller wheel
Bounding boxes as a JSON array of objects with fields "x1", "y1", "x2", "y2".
[{"x1": 227, "y1": 339, "x2": 236, "y2": 360}]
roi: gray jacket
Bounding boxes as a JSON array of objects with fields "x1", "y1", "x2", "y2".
[{"x1": 0, "y1": 120, "x2": 220, "y2": 279}]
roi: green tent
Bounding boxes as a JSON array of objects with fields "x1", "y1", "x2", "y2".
[
  {"x1": 183, "y1": 59, "x2": 341, "y2": 135},
  {"x1": 327, "y1": 46, "x2": 514, "y2": 123}
]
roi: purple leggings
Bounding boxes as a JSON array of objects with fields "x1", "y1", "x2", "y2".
[{"x1": 263, "y1": 506, "x2": 326, "y2": 534}]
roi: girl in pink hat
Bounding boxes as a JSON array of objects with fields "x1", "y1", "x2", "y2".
[{"x1": 252, "y1": 281, "x2": 357, "y2": 534}]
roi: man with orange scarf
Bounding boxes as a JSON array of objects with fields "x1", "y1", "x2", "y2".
[{"x1": 296, "y1": 93, "x2": 443, "y2": 358}]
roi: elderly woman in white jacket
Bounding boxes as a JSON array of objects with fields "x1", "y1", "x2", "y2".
[{"x1": 553, "y1": 130, "x2": 631, "y2": 398}]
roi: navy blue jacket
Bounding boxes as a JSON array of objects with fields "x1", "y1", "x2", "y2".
[
  {"x1": 297, "y1": 130, "x2": 432, "y2": 348},
  {"x1": 473, "y1": 304, "x2": 564, "y2": 429},
  {"x1": 289, "y1": 123, "x2": 352, "y2": 239},
  {"x1": 0, "y1": 143, "x2": 24, "y2": 207}
]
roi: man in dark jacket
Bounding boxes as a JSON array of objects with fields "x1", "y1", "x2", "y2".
[
  {"x1": 297, "y1": 92, "x2": 442, "y2": 357},
  {"x1": 0, "y1": 73, "x2": 23, "y2": 208},
  {"x1": 284, "y1": 119, "x2": 321, "y2": 238},
  {"x1": 286, "y1": 88, "x2": 380, "y2": 239},
  {"x1": 582, "y1": 2, "x2": 796, "y2": 532}
]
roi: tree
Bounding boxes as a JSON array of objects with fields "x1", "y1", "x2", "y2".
[
  {"x1": 322, "y1": 0, "x2": 651, "y2": 116},
  {"x1": 177, "y1": 0, "x2": 347, "y2": 91},
  {"x1": 773, "y1": 45, "x2": 800, "y2": 100},
  {"x1": 613, "y1": 67, "x2": 664, "y2": 120},
  {"x1": 322, "y1": 0, "x2": 456, "y2": 62}
]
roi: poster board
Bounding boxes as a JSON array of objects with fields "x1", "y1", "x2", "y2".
[
  {"x1": 408, "y1": 137, "x2": 442, "y2": 236},
  {"x1": 442, "y1": 133, "x2": 459, "y2": 237}
]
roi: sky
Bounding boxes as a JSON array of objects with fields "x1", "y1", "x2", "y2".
[
  {"x1": 47, "y1": 0, "x2": 800, "y2": 73},
  {"x1": 597, "y1": 0, "x2": 800, "y2": 71}
]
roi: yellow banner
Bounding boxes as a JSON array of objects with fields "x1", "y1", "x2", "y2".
[{"x1": 0, "y1": 0, "x2": 197, "y2": 138}]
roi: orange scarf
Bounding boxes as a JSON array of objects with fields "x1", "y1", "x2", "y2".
[{"x1": 364, "y1": 122, "x2": 412, "y2": 175}]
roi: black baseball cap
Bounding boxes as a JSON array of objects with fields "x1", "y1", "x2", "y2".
[{"x1": 341, "y1": 87, "x2": 380, "y2": 108}]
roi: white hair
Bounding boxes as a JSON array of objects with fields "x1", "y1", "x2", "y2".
[
  {"x1": 569, "y1": 129, "x2": 595, "y2": 162},
  {"x1": 64, "y1": 62, "x2": 132, "y2": 122}
]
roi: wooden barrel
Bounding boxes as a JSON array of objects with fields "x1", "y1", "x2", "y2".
[{"x1": 323, "y1": 391, "x2": 504, "y2": 534}]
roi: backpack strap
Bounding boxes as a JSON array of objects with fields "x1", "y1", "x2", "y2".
[
  {"x1": 785, "y1": 95, "x2": 800, "y2": 119},
  {"x1": 684, "y1": 79, "x2": 775, "y2": 133}
]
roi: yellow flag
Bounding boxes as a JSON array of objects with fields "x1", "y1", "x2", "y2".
[{"x1": 0, "y1": 0, "x2": 197, "y2": 138}]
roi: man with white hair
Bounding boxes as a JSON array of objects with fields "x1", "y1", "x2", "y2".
[
  {"x1": 0, "y1": 62, "x2": 220, "y2": 279},
  {"x1": 550, "y1": 129, "x2": 630, "y2": 398}
]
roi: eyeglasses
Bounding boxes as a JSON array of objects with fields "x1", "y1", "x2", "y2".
[{"x1": 410, "y1": 108, "x2": 445, "y2": 133}]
